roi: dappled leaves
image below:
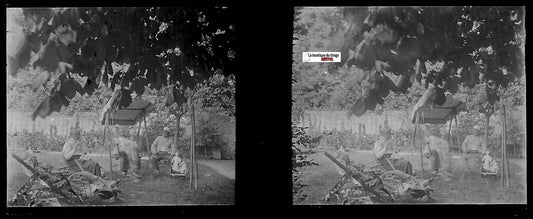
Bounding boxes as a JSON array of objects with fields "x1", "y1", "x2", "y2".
[
  {"x1": 9, "y1": 7, "x2": 236, "y2": 120},
  {"x1": 294, "y1": 6, "x2": 525, "y2": 118},
  {"x1": 292, "y1": 124, "x2": 318, "y2": 202}
]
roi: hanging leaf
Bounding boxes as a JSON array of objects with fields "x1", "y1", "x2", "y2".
[
  {"x1": 434, "y1": 87, "x2": 446, "y2": 106},
  {"x1": 56, "y1": 25, "x2": 77, "y2": 46},
  {"x1": 443, "y1": 76, "x2": 459, "y2": 94},
  {"x1": 31, "y1": 41, "x2": 60, "y2": 73},
  {"x1": 119, "y1": 88, "x2": 132, "y2": 108},
  {"x1": 83, "y1": 75, "x2": 99, "y2": 96},
  {"x1": 165, "y1": 86, "x2": 175, "y2": 106},
  {"x1": 49, "y1": 94, "x2": 64, "y2": 113},
  {"x1": 174, "y1": 88, "x2": 187, "y2": 105},
  {"x1": 365, "y1": 91, "x2": 378, "y2": 110},
  {"x1": 395, "y1": 74, "x2": 410, "y2": 93},
  {"x1": 131, "y1": 77, "x2": 147, "y2": 96},
  {"x1": 58, "y1": 61, "x2": 73, "y2": 74},
  {"x1": 61, "y1": 79, "x2": 83, "y2": 99},
  {"x1": 58, "y1": 93, "x2": 71, "y2": 107},
  {"x1": 31, "y1": 97, "x2": 52, "y2": 121},
  {"x1": 349, "y1": 98, "x2": 367, "y2": 117}
]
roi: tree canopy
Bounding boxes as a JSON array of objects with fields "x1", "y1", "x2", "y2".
[
  {"x1": 7, "y1": 7, "x2": 237, "y2": 120},
  {"x1": 293, "y1": 6, "x2": 525, "y2": 117}
]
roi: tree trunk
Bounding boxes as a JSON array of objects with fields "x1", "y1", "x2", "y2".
[
  {"x1": 191, "y1": 101, "x2": 198, "y2": 189},
  {"x1": 500, "y1": 107, "x2": 506, "y2": 187},
  {"x1": 503, "y1": 106, "x2": 510, "y2": 188},
  {"x1": 103, "y1": 113, "x2": 112, "y2": 180},
  {"x1": 189, "y1": 98, "x2": 194, "y2": 189}
]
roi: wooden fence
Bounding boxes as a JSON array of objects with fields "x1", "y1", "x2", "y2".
[
  {"x1": 6, "y1": 111, "x2": 101, "y2": 137},
  {"x1": 297, "y1": 110, "x2": 412, "y2": 135}
]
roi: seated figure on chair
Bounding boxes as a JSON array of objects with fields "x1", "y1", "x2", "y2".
[
  {"x1": 461, "y1": 125, "x2": 487, "y2": 178},
  {"x1": 481, "y1": 150, "x2": 498, "y2": 176},
  {"x1": 113, "y1": 127, "x2": 141, "y2": 180},
  {"x1": 171, "y1": 152, "x2": 188, "y2": 176},
  {"x1": 373, "y1": 125, "x2": 413, "y2": 176},
  {"x1": 150, "y1": 126, "x2": 176, "y2": 176},
  {"x1": 62, "y1": 128, "x2": 102, "y2": 177},
  {"x1": 424, "y1": 125, "x2": 453, "y2": 179}
]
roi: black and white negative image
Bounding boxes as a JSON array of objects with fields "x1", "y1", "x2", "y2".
[
  {"x1": 292, "y1": 6, "x2": 526, "y2": 204},
  {"x1": 7, "y1": 7, "x2": 236, "y2": 206}
]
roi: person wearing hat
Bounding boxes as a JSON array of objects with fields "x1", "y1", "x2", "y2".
[
  {"x1": 373, "y1": 125, "x2": 413, "y2": 175},
  {"x1": 150, "y1": 126, "x2": 176, "y2": 176},
  {"x1": 62, "y1": 128, "x2": 102, "y2": 176},
  {"x1": 461, "y1": 125, "x2": 487, "y2": 178}
]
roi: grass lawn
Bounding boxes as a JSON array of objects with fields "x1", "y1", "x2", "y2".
[
  {"x1": 295, "y1": 148, "x2": 526, "y2": 204},
  {"x1": 7, "y1": 150, "x2": 234, "y2": 206}
]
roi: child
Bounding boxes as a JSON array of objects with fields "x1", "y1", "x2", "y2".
[
  {"x1": 482, "y1": 150, "x2": 498, "y2": 175},
  {"x1": 170, "y1": 152, "x2": 188, "y2": 176}
]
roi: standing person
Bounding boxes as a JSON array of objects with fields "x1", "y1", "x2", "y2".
[
  {"x1": 461, "y1": 125, "x2": 487, "y2": 178},
  {"x1": 113, "y1": 127, "x2": 141, "y2": 182},
  {"x1": 150, "y1": 126, "x2": 176, "y2": 176},
  {"x1": 373, "y1": 125, "x2": 414, "y2": 175},
  {"x1": 424, "y1": 125, "x2": 453, "y2": 180},
  {"x1": 62, "y1": 128, "x2": 102, "y2": 176}
]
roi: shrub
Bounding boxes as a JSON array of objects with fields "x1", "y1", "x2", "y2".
[
  {"x1": 292, "y1": 124, "x2": 318, "y2": 203},
  {"x1": 315, "y1": 130, "x2": 377, "y2": 151},
  {"x1": 8, "y1": 129, "x2": 66, "y2": 152}
]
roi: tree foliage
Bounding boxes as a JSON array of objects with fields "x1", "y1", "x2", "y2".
[
  {"x1": 292, "y1": 124, "x2": 318, "y2": 203},
  {"x1": 7, "y1": 7, "x2": 237, "y2": 120},
  {"x1": 293, "y1": 7, "x2": 524, "y2": 118},
  {"x1": 329, "y1": 6, "x2": 525, "y2": 115}
]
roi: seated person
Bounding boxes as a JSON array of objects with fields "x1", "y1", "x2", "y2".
[
  {"x1": 150, "y1": 126, "x2": 176, "y2": 175},
  {"x1": 170, "y1": 152, "x2": 188, "y2": 176},
  {"x1": 373, "y1": 125, "x2": 413, "y2": 175},
  {"x1": 62, "y1": 128, "x2": 102, "y2": 177},
  {"x1": 424, "y1": 125, "x2": 453, "y2": 178},
  {"x1": 461, "y1": 125, "x2": 487, "y2": 177},
  {"x1": 482, "y1": 150, "x2": 498, "y2": 175},
  {"x1": 113, "y1": 127, "x2": 141, "y2": 179}
]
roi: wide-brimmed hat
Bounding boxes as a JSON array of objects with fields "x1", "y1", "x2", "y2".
[
  {"x1": 163, "y1": 126, "x2": 171, "y2": 133},
  {"x1": 473, "y1": 125, "x2": 481, "y2": 131}
]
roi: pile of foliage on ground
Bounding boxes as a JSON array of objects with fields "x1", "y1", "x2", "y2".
[
  {"x1": 323, "y1": 153, "x2": 434, "y2": 204},
  {"x1": 9, "y1": 152, "x2": 120, "y2": 207}
]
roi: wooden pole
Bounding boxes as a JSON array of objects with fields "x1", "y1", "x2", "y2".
[
  {"x1": 192, "y1": 102, "x2": 198, "y2": 189},
  {"x1": 143, "y1": 114, "x2": 151, "y2": 177},
  {"x1": 417, "y1": 111, "x2": 424, "y2": 178},
  {"x1": 447, "y1": 114, "x2": 453, "y2": 147},
  {"x1": 503, "y1": 106, "x2": 510, "y2": 188},
  {"x1": 454, "y1": 116, "x2": 460, "y2": 153},
  {"x1": 103, "y1": 112, "x2": 112, "y2": 180},
  {"x1": 136, "y1": 116, "x2": 142, "y2": 145},
  {"x1": 501, "y1": 107, "x2": 505, "y2": 187},
  {"x1": 189, "y1": 98, "x2": 194, "y2": 189}
]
